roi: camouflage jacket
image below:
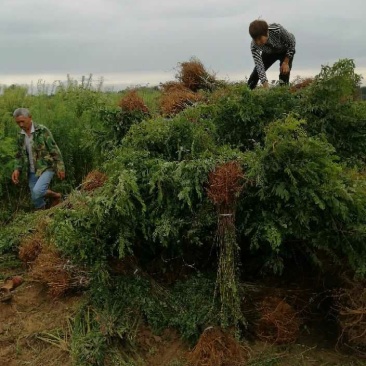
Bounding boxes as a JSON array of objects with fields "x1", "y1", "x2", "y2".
[{"x1": 14, "y1": 122, "x2": 65, "y2": 177}]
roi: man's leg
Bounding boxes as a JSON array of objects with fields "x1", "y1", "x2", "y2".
[
  {"x1": 247, "y1": 53, "x2": 281, "y2": 89},
  {"x1": 28, "y1": 173, "x2": 39, "y2": 207},
  {"x1": 31, "y1": 170, "x2": 55, "y2": 209},
  {"x1": 45, "y1": 190, "x2": 61, "y2": 199},
  {"x1": 45, "y1": 188, "x2": 62, "y2": 207},
  {"x1": 279, "y1": 53, "x2": 295, "y2": 85}
]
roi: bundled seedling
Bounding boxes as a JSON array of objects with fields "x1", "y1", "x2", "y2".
[
  {"x1": 18, "y1": 216, "x2": 50, "y2": 266},
  {"x1": 187, "y1": 326, "x2": 248, "y2": 366},
  {"x1": 118, "y1": 89, "x2": 150, "y2": 114},
  {"x1": 176, "y1": 57, "x2": 217, "y2": 92},
  {"x1": 81, "y1": 170, "x2": 108, "y2": 192},
  {"x1": 19, "y1": 231, "x2": 44, "y2": 266},
  {"x1": 159, "y1": 83, "x2": 203, "y2": 116},
  {"x1": 31, "y1": 246, "x2": 90, "y2": 297},
  {"x1": 207, "y1": 161, "x2": 245, "y2": 329},
  {"x1": 17, "y1": 212, "x2": 90, "y2": 297},
  {"x1": 334, "y1": 279, "x2": 366, "y2": 357},
  {"x1": 255, "y1": 296, "x2": 301, "y2": 345},
  {"x1": 290, "y1": 77, "x2": 314, "y2": 93}
]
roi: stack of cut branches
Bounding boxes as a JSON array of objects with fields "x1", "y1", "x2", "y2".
[
  {"x1": 187, "y1": 326, "x2": 248, "y2": 366},
  {"x1": 207, "y1": 161, "x2": 245, "y2": 328},
  {"x1": 334, "y1": 280, "x2": 366, "y2": 357}
]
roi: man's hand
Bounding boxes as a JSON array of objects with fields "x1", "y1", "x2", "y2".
[
  {"x1": 262, "y1": 81, "x2": 269, "y2": 89},
  {"x1": 280, "y1": 62, "x2": 290, "y2": 75},
  {"x1": 12, "y1": 170, "x2": 20, "y2": 184},
  {"x1": 57, "y1": 171, "x2": 66, "y2": 180}
]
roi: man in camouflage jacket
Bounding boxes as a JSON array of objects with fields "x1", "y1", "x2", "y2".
[{"x1": 11, "y1": 108, "x2": 65, "y2": 209}]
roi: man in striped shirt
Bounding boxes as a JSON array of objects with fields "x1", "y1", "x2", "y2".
[{"x1": 247, "y1": 20, "x2": 296, "y2": 90}]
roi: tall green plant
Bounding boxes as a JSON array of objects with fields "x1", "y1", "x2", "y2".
[
  {"x1": 300, "y1": 59, "x2": 366, "y2": 163},
  {"x1": 239, "y1": 115, "x2": 366, "y2": 275}
]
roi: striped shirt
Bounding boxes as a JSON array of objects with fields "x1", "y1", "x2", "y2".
[{"x1": 250, "y1": 23, "x2": 296, "y2": 84}]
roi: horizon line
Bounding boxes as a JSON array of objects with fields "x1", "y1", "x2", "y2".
[{"x1": 0, "y1": 67, "x2": 365, "y2": 89}]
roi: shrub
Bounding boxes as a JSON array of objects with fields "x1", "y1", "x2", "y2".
[
  {"x1": 239, "y1": 115, "x2": 366, "y2": 275},
  {"x1": 300, "y1": 59, "x2": 366, "y2": 163}
]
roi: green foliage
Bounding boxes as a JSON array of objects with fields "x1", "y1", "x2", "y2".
[
  {"x1": 123, "y1": 109, "x2": 217, "y2": 161},
  {"x1": 305, "y1": 59, "x2": 362, "y2": 107},
  {"x1": 0, "y1": 85, "x2": 32, "y2": 118},
  {"x1": 33, "y1": 79, "x2": 109, "y2": 186},
  {"x1": 169, "y1": 274, "x2": 220, "y2": 342},
  {"x1": 70, "y1": 305, "x2": 108, "y2": 366},
  {"x1": 83, "y1": 107, "x2": 150, "y2": 161},
  {"x1": 239, "y1": 115, "x2": 366, "y2": 275},
  {"x1": 0, "y1": 211, "x2": 39, "y2": 253},
  {"x1": 0, "y1": 77, "x2": 118, "y2": 216},
  {"x1": 0, "y1": 133, "x2": 18, "y2": 220},
  {"x1": 50, "y1": 168, "x2": 145, "y2": 268},
  {"x1": 300, "y1": 59, "x2": 366, "y2": 163},
  {"x1": 49, "y1": 125, "x2": 225, "y2": 274},
  {"x1": 210, "y1": 85, "x2": 264, "y2": 148},
  {"x1": 91, "y1": 112, "x2": 241, "y2": 257},
  {"x1": 89, "y1": 273, "x2": 220, "y2": 344},
  {"x1": 0, "y1": 253, "x2": 22, "y2": 280},
  {"x1": 2, "y1": 59, "x2": 366, "y2": 346},
  {"x1": 210, "y1": 84, "x2": 297, "y2": 149},
  {"x1": 50, "y1": 194, "x2": 106, "y2": 267},
  {"x1": 0, "y1": 134, "x2": 16, "y2": 180},
  {"x1": 0, "y1": 87, "x2": 34, "y2": 219}
]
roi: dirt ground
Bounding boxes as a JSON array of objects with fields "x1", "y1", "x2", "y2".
[
  {"x1": 0, "y1": 276, "x2": 188, "y2": 366},
  {"x1": 0, "y1": 271, "x2": 365, "y2": 366},
  {"x1": 0, "y1": 281, "x2": 78, "y2": 366}
]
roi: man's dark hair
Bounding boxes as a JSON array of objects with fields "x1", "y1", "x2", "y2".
[{"x1": 249, "y1": 20, "x2": 268, "y2": 39}]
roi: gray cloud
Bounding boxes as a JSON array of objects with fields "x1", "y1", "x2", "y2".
[{"x1": 1, "y1": 0, "x2": 365, "y2": 84}]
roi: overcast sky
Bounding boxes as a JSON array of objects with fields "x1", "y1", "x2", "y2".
[{"x1": 1, "y1": 0, "x2": 365, "y2": 88}]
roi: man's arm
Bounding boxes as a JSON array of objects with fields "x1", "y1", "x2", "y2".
[
  {"x1": 278, "y1": 25, "x2": 295, "y2": 75},
  {"x1": 280, "y1": 56, "x2": 291, "y2": 75},
  {"x1": 11, "y1": 169, "x2": 20, "y2": 184},
  {"x1": 43, "y1": 128, "x2": 66, "y2": 178},
  {"x1": 251, "y1": 45, "x2": 268, "y2": 86}
]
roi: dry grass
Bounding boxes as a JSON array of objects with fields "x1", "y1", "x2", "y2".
[
  {"x1": 187, "y1": 327, "x2": 248, "y2": 366},
  {"x1": 334, "y1": 280, "x2": 366, "y2": 357},
  {"x1": 159, "y1": 83, "x2": 203, "y2": 116},
  {"x1": 118, "y1": 90, "x2": 150, "y2": 114},
  {"x1": 19, "y1": 231, "x2": 44, "y2": 266},
  {"x1": 18, "y1": 217, "x2": 51, "y2": 266},
  {"x1": 176, "y1": 58, "x2": 216, "y2": 92},
  {"x1": 30, "y1": 246, "x2": 90, "y2": 298},
  {"x1": 290, "y1": 77, "x2": 314, "y2": 92},
  {"x1": 207, "y1": 162, "x2": 244, "y2": 209},
  {"x1": 255, "y1": 296, "x2": 301, "y2": 345},
  {"x1": 81, "y1": 170, "x2": 108, "y2": 192},
  {"x1": 160, "y1": 81, "x2": 187, "y2": 93}
]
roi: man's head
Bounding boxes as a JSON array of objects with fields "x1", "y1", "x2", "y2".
[
  {"x1": 249, "y1": 20, "x2": 269, "y2": 46},
  {"x1": 13, "y1": 108, "x2": 32, "y2": 133}
]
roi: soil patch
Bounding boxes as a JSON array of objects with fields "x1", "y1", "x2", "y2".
[
  {"x1": 0, "y1": 279, "x2": 80, "y2": 366},
  {"x1": 1, "y1": 268, "x2": 365, "y2": 366}
]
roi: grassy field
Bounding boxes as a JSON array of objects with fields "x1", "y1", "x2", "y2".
[{"x1": 1, "y1": 59, "x2": 366, "y2": 365}]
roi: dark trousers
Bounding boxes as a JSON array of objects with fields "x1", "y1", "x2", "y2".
[{"x1": 247, "y1": 52, "x2": 294, "y2": 90}]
